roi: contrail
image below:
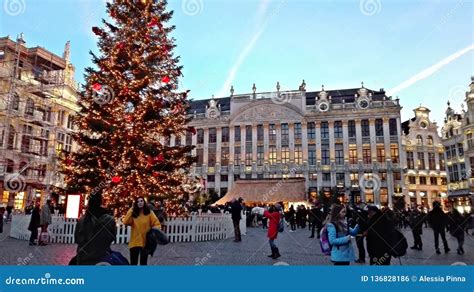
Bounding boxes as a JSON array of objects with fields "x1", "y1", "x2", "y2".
[
  {"x1": 387, "y1": 43, "x2": 474, "y2": 97},
  {"x1": 216, "y1": 0, "x2": 277, "y2": 97}
]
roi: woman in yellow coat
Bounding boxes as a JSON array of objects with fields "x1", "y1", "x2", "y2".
[{"x1": 123, "y1": 196, "x2": 161, "y2": 265}]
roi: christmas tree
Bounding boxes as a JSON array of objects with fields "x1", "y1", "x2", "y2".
[{"x1": 62, "y1": 0, "x2": 196, "y2": 216}]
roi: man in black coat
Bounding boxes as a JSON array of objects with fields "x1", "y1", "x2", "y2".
[
  {"x1": 409, "y1": 206, "x2": 424, "y2": 250},
  {"x1": 28, "y1": 203, "x2": 41, "y2": 245},
  {"x1": 365, "y1": 205, "x2": 394, "y2": 266},
  {"x1": 353, "y1": 204, "x2": 368, "y2": 263},
  {"x1": 428, "y1": 201, "x2": 450, "y2": 254},
  {"x1": 231, "y1": 198, "x2": 243, "y2": 242}
]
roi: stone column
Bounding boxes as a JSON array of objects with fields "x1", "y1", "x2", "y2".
[
  {"x1": 289, "y1": 122, "x2": 295, "y2": 163},
  {"x1": 355, "y1": 119, "x2": 364, "y2": 202}
]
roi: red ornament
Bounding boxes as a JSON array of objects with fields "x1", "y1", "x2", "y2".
[
  {"x1": 92, "y1": 83, "x2": 102, "y2": 91},
  {"x1": 145, "y1": 34, "x2": 151, "y2": 41},
  {"x1": 187, "y1": 126, "x2": 197, "y2": 135},
  {"x1": 120, "y1": 87, "x2": 129, "y2": 95},
  {"x1": 152, "y1": 171, "x2": 159, "y2": 177},
  {"x1": 125, "y1": 115, "x2": 133, "y2": 122},
  {"x1": 111, "y1": 176, "x2": 122, "y2": 184},
  {"x1": 162, "y1": 76, "x2": 170, "y2": 83},
  {"x1": 116, "y1": 42, "x2": 125, "y2": 50},
  {"x1": 110, "y1": 10, "x2": 117, "y2": 18},
  {"x1": 147, "y1": 156, "x2": 154, "y2": 165},
  {"x1": 147, "y1": 17, "x2": 158, "y2": 28},
  {"x1": 65, "y1": 159, "x2": 73, "y2": 166},
  {"x1": 155, "y1": 154, "x2": 165, "y2": 162}
]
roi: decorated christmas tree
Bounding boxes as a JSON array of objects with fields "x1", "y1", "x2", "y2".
[{"x1": 62, "y1": 0, "x2": 196, "y2": 216}]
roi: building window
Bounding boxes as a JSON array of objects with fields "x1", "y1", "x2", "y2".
[
  {"x1": 221, "y1": 175, "x2": 228, "y2": 182},
  {"x1": 257, "y1": 125, "x2": 264, "y2": 141},
  {"x1": 196, "y1": 149, "x2": 204, "y2": 165},
  {"x1": 208, "y1": 147, "x2": 216, "y2": 167},
  {"x1": 467, "y1": 133, "x2": 474, "y2": 149},
  {"x1": 361, "y1": 120, "x2": 370, "y2": 137},
  {"x1": 417, "y1": 152, "x2": 425, "y2": 169},
  {"x1": 393, "y1": 171, "x2": 402, "y2": 181},
  {"x1": 307, "y1": 122, "x2": 315, "y2": 139},
  {"x1": 321, "y1": 122, "x2": 329, "y2": 139},
  {"x1": 427, "y1": 135, "x2": 434, "y2": 146},
  {"x1": 281, "y1": 123, "x2": 289, "y2": 145},
  {"x1": 245, "y1": 143, "x2": 252, "y2": 166},
  {"x1": 174, "y1": 136, "x2": 182, "y2": 146},
  {"x1": 294, "y1": 123, "x2": 302, "y2": 140},
  {"x1": 209, "y1": 128, "x2": 217, "y2": 144},
  {"x1": 7, "y1": 125, "x2": 15, "y2": 150},
  {"x1": 309, "y1": 173, "x2": 317, "y2": 181},
  {"x1": 234, "y1": 126, "x2": 241, "y2": 142},
  {"x1": 349, "y1": 146, "x2": 357, "y2": 164},
  {"x1": 460, "y1": 163, "x2": 466, "y2": 180},
  {"x1": 416, "y1": 135, "x2": 423, "y2": 145},
  {"x1": 458, "y1": 143, "x2": 464, "y2": 157},
  {"x1": 64, "y1": 134, "x2": 72, "y2": 152},
  {"x1": 11, "y1": 94, "x2": 20, "y2": 110},
  {"x1": 377, "y1": 147, "x2": 385, "y2": 163},
  {"x1": 207, "y1": 175, "x2": 215, "y2": 182},
  {"x1": 430, "y1": 177, "x2": 438, "y2": 185},
  {"x1": 67, "y1": 115, "x2": 74, "y2": 129},
  {"x1": 445, "y1": 149, "x2": 451, "y2": 160},
  {"x1": 334, "y1": 121, "x2": 343, "y2": 138},
  {"x1": 471, "y1": 157, "x2": 474, "y2": 178},
  {"x1": 295, "y1": 145, "x2": 303, "y2": 164},
  {"x1": 221, "y1": 147, "x2": 229, "y2": 166},
  {"x1": 221, "y1": 127, "x2": 229, "y2": 143},
  {"x1": 322, "y1": 143, "x2": 330, "y2": 165},
  {"x1": 281, "y1": 146, "x2": 290, "y2": 164},
  {"x1": 245, "y1": 125, "x2": 252, "y2": 141},
  {"x1": 453, "y1": 165, "x2": 459, "y2": 181},
  {"x1": 363, "y1": 147, "x2": 371, "y2": 164},
  {"x1": 450, "y1": 144, "x2": 457, "y2": 158},
  {"x1": 389, "y1": 118, "x2": 398, "y2": 136},
  {"x1": 375, "y1": 119, "x2": 384, "y2": 137},
  {"x1": 308, "y1": 145, "x2": 316, "y2": 165},
  {"x1": 257, "y1": 146, "x2": 264, "y2": 165},
  {"x1": 428, "y1": 153, "x2": 436, "y2": 170},
  {"x1": 25, "y1": 98, "x2": 34, "y2": 116},
  {"x1": 336, "y1": 173, "x2": 345, "y2": 185},
  {"x1": 269, "y1": 146, "x2": 277, "y2": 165},
  {"x1": 323, "y1": 173, "x2": 331, "y2": 182},
  {"x1": 419, "y1": 176, "x2": 427, "y2": 185},
  {"x1": 439, "y1": 153, "x2": 445, "y2": 170},
  {"x1": 348, "y1": 120, "x2": 356, "y2": 138},
  {"x1": 21, "y1": 125, "x2": 32, "y2": 153},
  {"x1": 197, "y1": 129, "x2": 204, "y2": 144},
  {"x1": 269, "y1": 124, "x2": 276, "y2": 142},
  {"x1": 234, "y1": 147, "x2": 241, "y2": 165},
  {"x1": 186, "y1": 132, "x2": 193, "y2": 145},
  {"x1": 391, "y1": 145, "x2": 399, "y2": 163},
  {"x1": 406, "y1": 151, "x2": 414, "y2": 169},
  {"x1": 408, "y1": 176, "x2": 416, "y2": 184},
  {"x1": 350, "y1": 173, "x2": 359, "y2": 184},
  {"x1": 335, "y1": 143, "x2": 344, "y2": 165}
]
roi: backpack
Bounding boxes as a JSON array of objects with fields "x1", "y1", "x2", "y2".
[
  {"x1": 319, "y1": 224, "x2": 332, "y2": 256},
  {"x1": 278, "y1": 215, "x2": 284, "y2": 233},
  {"x1": 388, "y1": 229, "x2": 408, "y2": 258}
]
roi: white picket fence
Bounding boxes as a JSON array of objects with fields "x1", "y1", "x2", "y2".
[{"x1": 9, "y1": 213, "x2": 246, "y2": 244}]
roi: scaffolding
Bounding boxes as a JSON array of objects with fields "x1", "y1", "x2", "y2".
[{"x1": 0, "y1": 33, "x2": 79, "y2": 204}]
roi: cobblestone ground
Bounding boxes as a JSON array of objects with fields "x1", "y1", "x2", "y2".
[{"x1": 0, "y1": 223, "x2": 472, "y2": 266}]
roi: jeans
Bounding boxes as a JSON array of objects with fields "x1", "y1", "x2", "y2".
[
  {"x1": 433, "y1": 229, "x2": 449, "y2": 250},
  {"x1": 130, "y1": 247, "x2": 148, "y2": 265},
  {"x1": 233, "y1": 219, "x2": 241, "y2": 241}
]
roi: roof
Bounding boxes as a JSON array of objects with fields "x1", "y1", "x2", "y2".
[
  {"x1": 187, "y1": 88, "x2": 388, "y2": 114},
  {"x1": 214, "y1": 178, "x2": 306, "y2": 205}
]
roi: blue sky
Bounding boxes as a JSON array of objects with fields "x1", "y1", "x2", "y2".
[{"x1": 1, "y1": 0, "x2": 472, "y2": 125}]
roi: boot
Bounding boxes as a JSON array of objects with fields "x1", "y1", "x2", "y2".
[
  {"x1": 272, "y1": 248, "x2": 281, "y2": 259},
  {"x1": 268, "y1": 247, "x2": 276, "y2": 258}
]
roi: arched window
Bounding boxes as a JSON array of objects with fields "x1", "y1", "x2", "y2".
[
  {"x1": 11, "y1": 93, "x2": 20, "y2": 110},
  {"x1": 416, "y1": 135, "x2": 423, "y2": 145},
  {"x1": 427, "y1": 135, "x2": 434, "y2": 146}
]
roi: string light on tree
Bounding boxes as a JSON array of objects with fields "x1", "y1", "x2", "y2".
[{"x1": 60, "y1": 0, "x2": 196, "y2": 216}]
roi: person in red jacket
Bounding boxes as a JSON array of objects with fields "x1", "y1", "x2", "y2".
[{"x1": 264, "y1": 204, "x2": 282, "y2": 259}]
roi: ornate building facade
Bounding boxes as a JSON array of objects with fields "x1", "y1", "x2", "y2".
[
  {"x1": 401, "y1": 106, "x2": 447, "y2": 210},
  {"x1": 179, "y1": 82, "x2": 404, "y2": 207},
  {"x1": 0, "y1": 35, "x2": 79, "y2": 210},
  {"x1": 441, "y1": 77, "x2": 474, "y2": 214}
]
